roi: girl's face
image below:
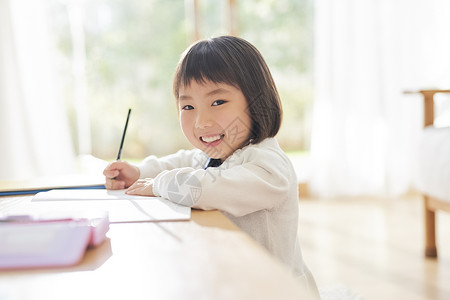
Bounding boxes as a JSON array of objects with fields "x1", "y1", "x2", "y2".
[{"x1": 178, "y1": 80, "x2": 252, "y2": 160}]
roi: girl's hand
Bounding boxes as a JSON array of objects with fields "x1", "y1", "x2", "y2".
[
  {"x1": 126, "y1": 178, "x2": 155, "y2": 196},
  {"x1": 103, "y1": 161, "x2": 140, "y2": 190}
]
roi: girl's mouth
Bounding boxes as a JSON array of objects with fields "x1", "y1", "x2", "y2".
[{"x1": 200, "y1": 134, "x2": 225, "y2": 145}]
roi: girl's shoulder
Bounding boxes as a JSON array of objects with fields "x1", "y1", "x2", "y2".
[
  {"x1": 236, "y1": 137, "x2": 283, "y2": 155},
  {"x1": 228, "y1": 138, "x2": 292, "y2": 168}
]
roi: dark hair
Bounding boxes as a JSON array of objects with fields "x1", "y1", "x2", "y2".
[{"x1": 173, "y1": 36, "x2": 282, "y2": 144}]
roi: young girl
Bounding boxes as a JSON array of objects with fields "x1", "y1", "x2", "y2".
[{"x1": 104, "y1": 36, "x2": 320, "y2": 298}]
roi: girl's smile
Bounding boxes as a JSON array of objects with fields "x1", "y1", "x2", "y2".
[
  {"x1": 178, "y1": 80, "x2": 251, "y2": 160},
  {"x1": 200, "y1": 133, "x2": 224, "y2": 145}
]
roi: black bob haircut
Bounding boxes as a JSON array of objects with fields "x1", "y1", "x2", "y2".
[{"x1": 173, "y1": 36, "x2": 282, "y2": 144}]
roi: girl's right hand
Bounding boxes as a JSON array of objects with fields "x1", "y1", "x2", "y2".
[{"x1": 103, "y1": 161, "x2": 140, "y2": 190}]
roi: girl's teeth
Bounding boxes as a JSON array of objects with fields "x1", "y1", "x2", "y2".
[{"x1": 202, "y1": 135, "x2": 222, "y2": 143}]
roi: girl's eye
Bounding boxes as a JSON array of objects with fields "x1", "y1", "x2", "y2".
[
  {"x1": 212, "y1": 100, "x2": 227, "y2": 106},
  {"x1": 181, "y1": 105, "x2": 194, "y2": 110}
]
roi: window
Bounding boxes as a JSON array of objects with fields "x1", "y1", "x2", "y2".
[{"x1": 49, "y1": 0, "x2": 313, "y2": 160}]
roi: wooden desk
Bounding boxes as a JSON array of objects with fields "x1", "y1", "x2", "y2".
[{"x1": 0, "y1": 196, "x2": 308, "y2": 300}]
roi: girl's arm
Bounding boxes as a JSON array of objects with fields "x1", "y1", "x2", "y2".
[
  {"x1": 138, "y1": 149, "x2": 204, "y2": 179},
  {"x1": 105, "y1": 148, "x2": 204, "y2": 191},
  {"x1": 152, "y1": 148, "x2": 293, "y2": 217}
]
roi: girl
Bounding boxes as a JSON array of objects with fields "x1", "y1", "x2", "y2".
[{"x1": 104, "y1": 36, "x2": 320, "y2": 298}]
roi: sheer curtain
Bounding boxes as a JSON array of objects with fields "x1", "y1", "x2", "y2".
[
  {"x1": 310, "y1": 0, "x2": 450, "y2": 197},
  {"x1": 0, "y1": 0, "x2": 75, "y2": 181}
]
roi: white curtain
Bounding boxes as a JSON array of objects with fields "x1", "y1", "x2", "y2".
[
  {"x1": 310, "y1": 0, "x2": 450, "y2": 197},
  {"x1": 0, "y1": 0, "x2": 75, "y2": 181}
]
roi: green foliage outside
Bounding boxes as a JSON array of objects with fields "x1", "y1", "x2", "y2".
[{"x1": 49, "y1": 0, "x2": 313, "y2": 160}]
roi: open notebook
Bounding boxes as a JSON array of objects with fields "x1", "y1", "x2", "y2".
[{"x1": 2, "y1": 190, "x2": 190, "y2": 223}]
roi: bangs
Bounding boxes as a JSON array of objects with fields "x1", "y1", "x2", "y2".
[{"x1": 174, "y1": 40, "x2": 239, "y2": 98}]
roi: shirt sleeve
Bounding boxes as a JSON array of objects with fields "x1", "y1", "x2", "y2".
[
  {"x1": 138, "y1": 149, "x2": 205, "y2": 179},
  {"x1": 152, "y1": 146, "x2": 292, "y2": 217}
]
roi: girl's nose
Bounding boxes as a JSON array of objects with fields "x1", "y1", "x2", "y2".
[{"x1": 195, "y1": 111, "x2": 214, "y2": 129}]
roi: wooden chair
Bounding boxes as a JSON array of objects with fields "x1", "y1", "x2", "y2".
[{"x1": 406, "y1": 89, "x2": 450, "y2": 257}]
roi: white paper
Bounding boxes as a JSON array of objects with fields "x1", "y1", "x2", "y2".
[
  {"x1": 32, "y1": 189, "x2": 155, "y2": 201},
  {"x1": 8, "y1": 189, "x2": 192, "y2": 223}
]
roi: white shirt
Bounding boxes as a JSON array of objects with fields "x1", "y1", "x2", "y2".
[{"x1": 138, "y1": 138, "x2": 317, "y2": 292}]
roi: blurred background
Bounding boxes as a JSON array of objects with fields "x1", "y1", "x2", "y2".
[
  {"x1": 54, "y1": 0, "x2": 314, "y2": 159},
  {"x1": 2, "y1": 0, "x2": 450, "y2": 198},
  {"x1": 52, "y1": 0, "x2": 313, "y2": 159},
  {"x1": 0, "y1": 0, "x2": 313, "y2": 181}
]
